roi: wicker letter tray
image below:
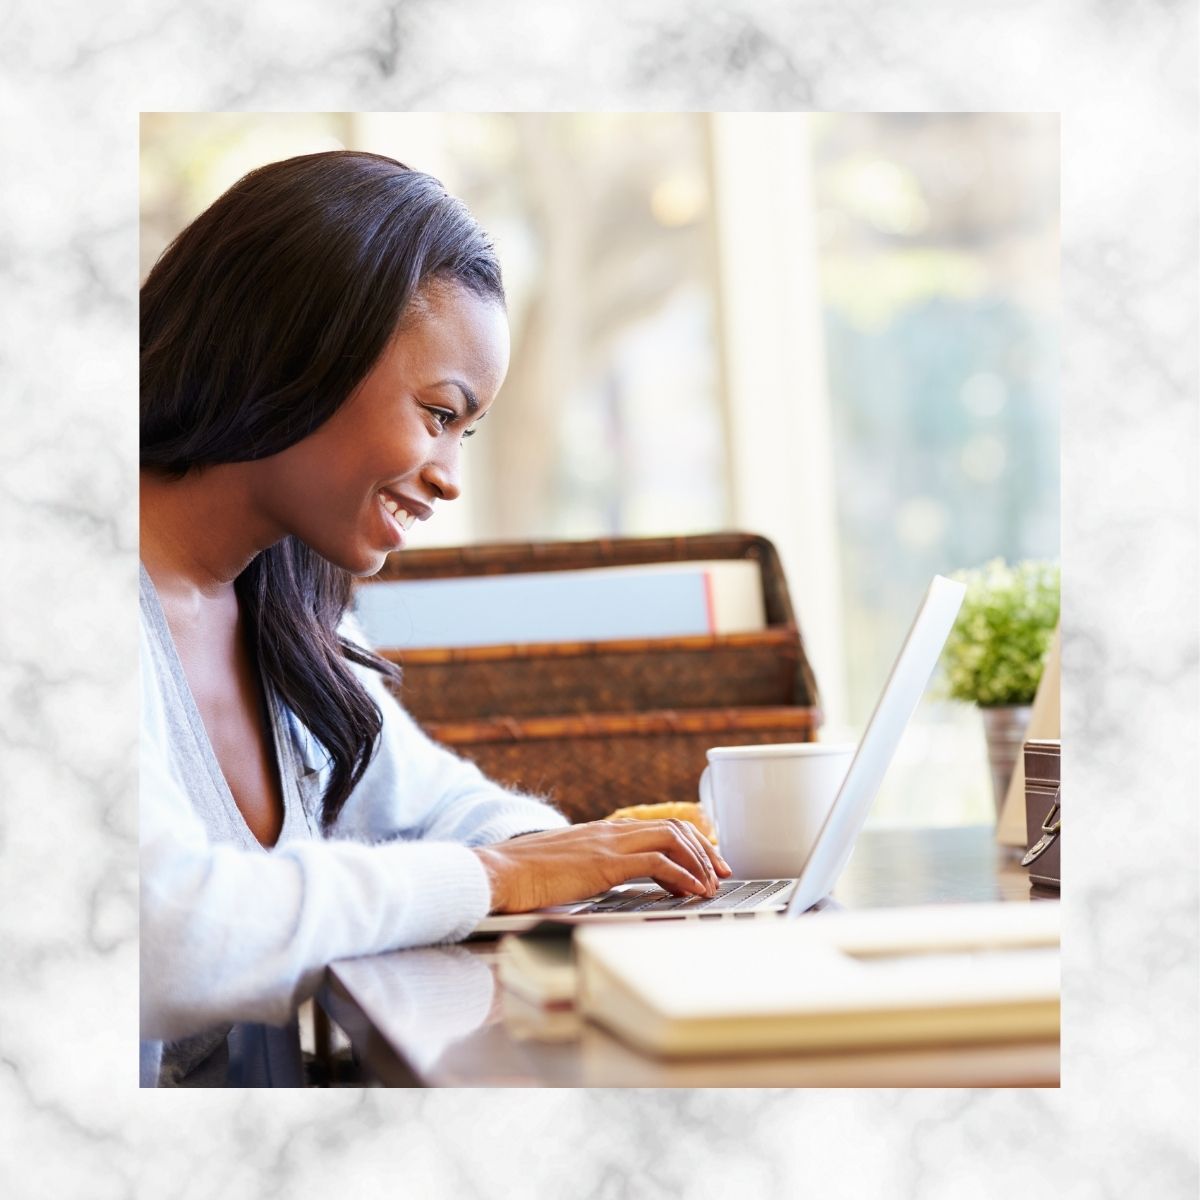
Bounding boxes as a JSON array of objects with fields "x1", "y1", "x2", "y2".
[{"x1": 357, "y1": 532, "x2": 823, "y2": 823}]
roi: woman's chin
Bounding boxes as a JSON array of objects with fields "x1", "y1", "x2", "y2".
[
  {"x1": 346, "y1": 547, "x2": 393, "y2": 578},
  {"x1": 309, "y1": 539, "x2": 393, "y2": 578},
  {"x1": 300, "y1": 517, "x2": 404, "y2": 575}
]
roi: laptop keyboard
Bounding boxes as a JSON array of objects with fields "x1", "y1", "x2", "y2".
[{"x1": 579, "y1": 879, "x2": 793, "y2": 915}]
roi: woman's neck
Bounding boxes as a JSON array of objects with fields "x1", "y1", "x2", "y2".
[{"x1": 140, "y1": 464, "x2": 282, "y2": 600}]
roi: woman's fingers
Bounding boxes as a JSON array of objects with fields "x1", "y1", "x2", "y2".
[
  {"x1": 620, "y1": 816, "x2": 729, "y2": 878},
  {"x1": 691, "y1": 824, "x2": 733, "y2": 877},
  {"x1": 666, "y1": 819, "x2": 716, "y2": 891},
  {"x1": 620, "y1": 820, "x2": 717, "y2": 895},
  {"x1": 477, "y1": 818, "x2": 729, "y2": 913},
  {"x1": 668, "y1": 817, "x2": 730, "y2": 884},
  {"x1": 639, "y1": 851, "x2": 709, "y2": 897}
]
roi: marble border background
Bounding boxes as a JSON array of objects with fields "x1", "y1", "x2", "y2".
[{"x1": 1, "y1": 2, "x2": 1195, "y2": 1197}]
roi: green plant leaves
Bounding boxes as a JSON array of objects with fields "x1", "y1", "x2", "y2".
[{"x1": 938, "y1": 559, "x2": 1060, "y2": 706}]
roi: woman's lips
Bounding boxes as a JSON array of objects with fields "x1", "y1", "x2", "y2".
[
  {"x1": 378, "y1": 489, "x2": 418, "y2": 531},
  {"x1": 377, "y1": 491, "x2": 413, "y2": 547}
]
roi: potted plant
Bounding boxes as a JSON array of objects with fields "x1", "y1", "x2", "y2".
[{"x1": 939, "y1": 558, "x2": 1061, "y2": 816}]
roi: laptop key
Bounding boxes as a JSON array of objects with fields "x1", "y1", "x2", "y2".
[
  {"x1": 722, "y1": 882, "x2": 770, "y2": 907},
  {"x1": 672, "y1": 881, "x2": 745, "y2": 910},
  {"x1": 629, "y1": 895, "x2": 694, "y2": 912},
  {"x1": 584, "y1": 879, "x2": 789, "y2": 915},
  {"x1": 679, "y1": 880, "x2": 789, "y2": 912},
  {"x1": 732, "y1": 880, "x2": 790, "y2": 908},
  {"x1": 683, "y1": 882, "x2": 763, "y2": 910},
  {"x1": 587, "y1": 890, "x2": 664, "y2": 912},
  {"x1": 705, "y1": 882, "x2": 773, "y2": 909},
  {"x1": 630, "y1": 882, "x2": 742, "y2": 913}
]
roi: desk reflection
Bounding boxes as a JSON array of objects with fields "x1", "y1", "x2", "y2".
[{"x1": 322, "y1": 946, "x2": 492, "y2": 1080}]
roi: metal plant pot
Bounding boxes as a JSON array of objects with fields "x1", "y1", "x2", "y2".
[{"x1": 980, "y1": 704, "x2": 1032, "y2": 818}]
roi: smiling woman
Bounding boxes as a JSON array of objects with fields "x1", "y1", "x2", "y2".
[
  {"x1": 139, "y1": 150, "x2": 726, "y2": 1087},
  {"x1": 140, "y1": 152, "x2": 510, "y2": 833}
]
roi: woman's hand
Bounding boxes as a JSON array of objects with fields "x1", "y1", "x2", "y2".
[{"x1": 472, "y1": 819, "x2": 732, "y2": 914}]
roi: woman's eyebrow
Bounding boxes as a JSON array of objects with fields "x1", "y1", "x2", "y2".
[{"x1": 433, "y1": 379, "x2": 479, "y2": 415}]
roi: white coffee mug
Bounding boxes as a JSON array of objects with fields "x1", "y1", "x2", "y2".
[{"x1": 698, "y1": 742, "x2": 855, "y2": 879}]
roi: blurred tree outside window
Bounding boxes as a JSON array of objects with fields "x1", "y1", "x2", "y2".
[{"x1": 396, "y1": 113, "x2": 729, "y2": 545}]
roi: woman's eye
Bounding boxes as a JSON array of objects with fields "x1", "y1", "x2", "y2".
[
  {"x1": 425, "y1": 406, "x2": 456, "y2": 430},
  {"x1": 423, "y1": 404, "x2": 476, "y2": 442}
]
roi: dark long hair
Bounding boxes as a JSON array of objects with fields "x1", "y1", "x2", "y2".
[{"x1": 141, "y1": 151, "x2": 505, "y2": 827}]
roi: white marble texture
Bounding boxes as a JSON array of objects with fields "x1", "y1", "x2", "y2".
[{"x1": 0, "y1": 0, "x2": 1196, "y2": 1197}]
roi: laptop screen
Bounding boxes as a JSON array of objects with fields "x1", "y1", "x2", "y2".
[{"x1": 785, "y1": 575, "x2": 967, "y2": 916}]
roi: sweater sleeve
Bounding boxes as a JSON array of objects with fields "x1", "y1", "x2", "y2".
[
  {"x1": 139, "y1": 627, "x2": 495, "y2": 1040},
  {"x1": 326, "y1": 615, "x2": 570, "y2": 847}
]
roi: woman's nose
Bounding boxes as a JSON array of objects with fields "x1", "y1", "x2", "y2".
[{"x1": 422, "y1": 444, "x2": 462, "y2": 502}]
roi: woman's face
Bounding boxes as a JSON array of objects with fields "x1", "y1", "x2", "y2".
[{"x1": 254, "y1": 280, "x2": 510, "y2": 576}]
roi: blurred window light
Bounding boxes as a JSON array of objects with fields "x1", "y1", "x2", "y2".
[
  {"x1": 650, "y1": 171, "x2": 707, "y2": 227},
  {"x1": 819, "y1": 249, "x2": 988, "y2": 330},
  {"x1": 960, "y1": 371, "x2": 1009, "y2": 418},
  {"x1": 895, "y1": 497, "x2": 949, "y2": 549},
  {"x1": 960, "y1": 434, "x2": 1008, "y2": 483},
  {"x1": 831, "y1": 156, "x2": 931, "y2": 235},
  {"x1": 810, "y1": 113, "x2": 1059, "y2": 828},
  {"x1": 139, "y1": 113, "x2": 352, "y2": 280}
]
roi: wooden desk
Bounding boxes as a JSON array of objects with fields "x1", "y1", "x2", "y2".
[{"x1": 318, "y1": 827, "x2": 1059, "y2": 1087}]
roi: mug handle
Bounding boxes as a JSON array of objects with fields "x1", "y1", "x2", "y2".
[{"x1": 698, "y1": 765, "x2": 714, "y2": 829}]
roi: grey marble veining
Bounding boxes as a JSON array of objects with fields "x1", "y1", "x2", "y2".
[{"x1": 0, "y1": 0, "x2": 1196, "y2": 1197}]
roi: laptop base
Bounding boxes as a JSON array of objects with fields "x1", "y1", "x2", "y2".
[{"x1": 472, "y1": 880, "x2": 800, "y2": 936}]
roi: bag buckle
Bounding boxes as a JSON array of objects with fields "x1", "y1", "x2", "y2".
[{"x1": 1020, "y1": 785, "x2": 1061, "y2": 868}]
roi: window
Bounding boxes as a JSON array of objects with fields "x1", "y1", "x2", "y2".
[{"x1": 709, "y1": 113, "x2": 1059, "y2": 825}]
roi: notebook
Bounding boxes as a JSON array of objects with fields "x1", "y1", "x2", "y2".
[
  {"x1": 473, "y1": 574, "x2": 966, "y2": 935},
  {"x1": 574, "y1": 901, "x2": 1061, "y2": 1056}
]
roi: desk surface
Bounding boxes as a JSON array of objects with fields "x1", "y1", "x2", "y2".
[{"x1": 319, "y1": 826, "x2": 1059, "y2": 1087}]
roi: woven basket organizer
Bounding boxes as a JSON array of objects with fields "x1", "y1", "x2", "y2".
[
  {"x1": 424, "y1": 707, "x2": 820, "y2": 824},
  {"x1": 358, "y1": 532, "x2": 822, "y2": 823}
]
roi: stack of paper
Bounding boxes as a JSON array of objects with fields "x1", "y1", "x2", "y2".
[
  {"x1": 575, "y1": 902, "x2": 1060, "y2": 1058},
  {"x1": 353, "y1": 559, "x2": 767, "y2": 649}
]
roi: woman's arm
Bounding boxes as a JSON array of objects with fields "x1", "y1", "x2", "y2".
[
  {"x1": 328, "y1": 663, "x2": 569, "y2": 846},
  {"x1": 328, "y1": 616, "x2": 569, "y2": 846},
  {"x1": 140, "y1": 733, "x2": 494, "y2": 1039},
  {"x1": 139, "y1": 624, "x2": 495, "y2": 1040}
]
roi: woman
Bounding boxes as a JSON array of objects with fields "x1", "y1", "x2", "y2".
[{"x1": 140, "y1": 150, "x2": 728, "y2": 1086}]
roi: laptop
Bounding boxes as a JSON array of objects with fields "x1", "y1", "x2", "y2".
[{"x1": 473, "y1": 574, "x2": 966, "y2": 935}]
